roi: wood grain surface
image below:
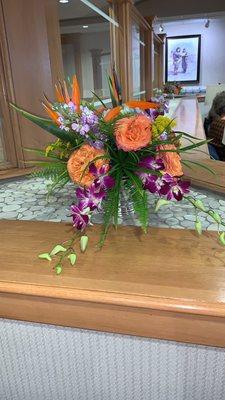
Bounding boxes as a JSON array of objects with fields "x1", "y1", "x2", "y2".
[{"x1": 1, "y1": 220, "x2": 225, "y2": 346}]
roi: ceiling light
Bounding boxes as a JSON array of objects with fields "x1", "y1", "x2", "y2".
[
  {"x1": 205, "y1": 19, "x2": 210, "y2": 28},
  {"x1": 82, "y1": 25, "x2": 89, "y2": 28},
  {"x1": 59, "y1": 0, "x2": 69, "y2": 3},
  {"x1": 159, "y1": 24, "x2": 164, "y2": 33}
]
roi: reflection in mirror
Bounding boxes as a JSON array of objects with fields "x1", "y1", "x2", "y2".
[
  {"x1": 136, "y1": 1, "x2": 225, "y2": 191},
  {"x1": 58, "y1": 0, "x2": 117, "y2": 104}
]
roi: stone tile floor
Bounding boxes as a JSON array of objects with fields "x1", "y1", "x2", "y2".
[{"x1": 0, "y1": 177, "x2": 225, "y2": 231}]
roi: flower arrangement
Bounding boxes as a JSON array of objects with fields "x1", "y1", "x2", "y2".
[
  {"x1": 12, "y1": 72, "x2": 225, "y2": 274},
  {"x1": 163, "y1": 82, "x2": 182, "y2": 96}
]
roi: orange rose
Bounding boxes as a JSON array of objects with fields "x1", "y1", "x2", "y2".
[
  {"x1": 115, "y1": 115, "x2": 152, "y2": 152},
  {"x1": 67, "y1": 144, "x2": 108, "y2": 187},
  {"x1": 158, "y1": 144, "x2": 183, "y2": 177}
]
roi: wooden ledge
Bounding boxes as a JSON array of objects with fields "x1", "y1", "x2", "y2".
[{"x1": 1, "y1": 220, "x2": 225, "y2": 347}]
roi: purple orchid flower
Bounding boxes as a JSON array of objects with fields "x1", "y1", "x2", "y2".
[
  {"x1": 70, "y1": 204, "x2": 90, "y2": 231},
  {"x1": 139, "y1": 156, "x2": 165, "y2": 171},
  {"x1": 89, "y1": 164, "x2": 115, "y2": 190},
  {"x1": 144, "y1": 173, "x2": 174, "y2": 194},
  {"x1": 160, "y1": 179, "x2": 190, "y2": 201},
  {"x1": 76, "y1": 185, "x2": 106, "y2": 211}
]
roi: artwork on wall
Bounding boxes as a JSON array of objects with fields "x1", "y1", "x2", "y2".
[{"x1": 165, "y1": 35, "x2": 201, "y2": 84}]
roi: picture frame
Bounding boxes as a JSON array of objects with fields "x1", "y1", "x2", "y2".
[{"x1": 165, "y1": 35, "x2": 201, "y2": 84}]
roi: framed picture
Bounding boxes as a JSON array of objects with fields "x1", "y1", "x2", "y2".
[{"x1": 165, "y1": 35, "x2": 201, "y2": 84}]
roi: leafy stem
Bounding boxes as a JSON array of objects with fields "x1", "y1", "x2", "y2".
[{"x1": 38, "y1": 231, "x2": 89, "y2": 274}]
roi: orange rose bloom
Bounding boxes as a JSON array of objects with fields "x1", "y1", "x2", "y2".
[
  {"x1": 67, "y1": 144, "x2": 108, "y2": 187},
  {"x1": 115, "y1": 115, "x2": 152, "y2": 152},
  {"x1": 158, "y1": 144, "x2": 183, "y2": 177}
]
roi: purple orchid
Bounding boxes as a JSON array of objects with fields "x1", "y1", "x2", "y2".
[
  {"x1": 70, "y1": 204, "x2": 90, "y2": 231},
  {"x1": 139, "y1": 156, "x2": 165, "y2": 171},
  {"x1": 71, "y1": 163, "x2": 115, "y2": 232},
  {"x1": 143, "y1": 173, "x2": 174, "y2": 194},
  {"x1": 76, "y1": 185, "x2": 106, "y2": 211},
  {"x1": 160, "y1": 179, "x2": 190, "y2": 201},
  {"x1": 89, "y1": 163, "x2": 115, "y2": 190}
]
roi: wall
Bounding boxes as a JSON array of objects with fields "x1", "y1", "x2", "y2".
[
  {"x1": 1, "y1": 318, "x2": 225, "y2": 400},
  {"x1": 137, "y1": 0, "x2": 225, "y2": 18},
  {"x1": 155, "y1": 17, "x2": 225, "y2": 86}
]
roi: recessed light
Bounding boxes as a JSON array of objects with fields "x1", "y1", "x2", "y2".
[
  {"x1": 82, "y1": 25, "x2": 89, "y2": 29},
  {"x1": 59, "y1": 0, "x2": 69, "y2": 3}
]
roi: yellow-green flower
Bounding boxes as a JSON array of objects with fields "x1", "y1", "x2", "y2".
[{"x1": 152, "y1": 116, "x2": 176, "y2": 138}]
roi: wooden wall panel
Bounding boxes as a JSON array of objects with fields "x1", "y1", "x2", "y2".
[{"x1": 1, "y1": 0, "x2": 62, "y2": 163}]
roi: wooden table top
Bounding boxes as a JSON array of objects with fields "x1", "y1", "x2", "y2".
[{"x1": 1, "y1": 220, "x2": 225, "y2": 346}]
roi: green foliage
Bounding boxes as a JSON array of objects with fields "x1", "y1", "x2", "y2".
[
  {"x1": 30, "y1": 159, "x2": 70, "y2": 194},
  {"x1": 124, "y1": 176, "x2": 149, "y2": 233},
  {"x1": 99, "y1": 171, "x2": 122, "y2": 247},
  {"x1": 10, "y1": 103, "x2": 78, "y2": 145}
]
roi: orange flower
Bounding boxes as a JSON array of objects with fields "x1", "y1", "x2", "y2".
[
  {"x1": 115, "y1": 115, "x2": 152, "y2": 152},
  {"x1": 158, "y1": 144, "x2": 183, "y2": 177},
  {"x1": 67, "y1": 144, "x2": 108, "y2": 187}
]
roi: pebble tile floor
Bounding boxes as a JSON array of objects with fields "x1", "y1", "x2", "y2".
[{"x1": 0, "y1": 177, "x2": 225, "y2": 232}]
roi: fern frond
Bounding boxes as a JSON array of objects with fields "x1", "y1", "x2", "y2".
[
  {"x1": 125, "y1": 175, "x2": 149, "y2": 233},
  {"x1": 99, "y1": 171, "x2": 122, "y2": 247},
  {"x1": 47, "y1": 170, "x2": 70, "y2": 197},
  {"x1": 30, "y1": 160, "x2": 67, "y2": 180}
]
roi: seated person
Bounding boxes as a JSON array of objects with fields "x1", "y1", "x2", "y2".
[{"x1": 205, "y1": 92, "x2": 225, "y2": 161}]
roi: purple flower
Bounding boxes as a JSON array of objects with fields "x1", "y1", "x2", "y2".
[
  {"x1": 144, "y1": 173, "x2": 174, "y2": 194},
  {"x1": 89, "y1": 164, "x2": 115, "y2": 190},
  {"x1": 71, "y1": 122, "x2": 80, "y2": 132},
  {"x1": 70, "y1": 205, "x2": 89, "y2": 231},
  {"x1": 68, "y1": 101, "x2": 76, "y2": 112},
  {"x1": 159, "y1": 132, "x2": 168, "y2": 141},
  {"x1": 160, "y1": 179, "x2": 190, "y2": 201},
  {"x1": 139, "y1": 156, "x2": 164, "y2": 171},
  {"x1": 76, "y1": 185, "x2": 106, "y2": 211}
]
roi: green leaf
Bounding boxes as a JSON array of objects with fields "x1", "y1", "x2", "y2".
[
  {"x1": 173, "y1": 131, "x2": 203, "y2": 141},
  {"x1": 155, "y1": 199, "x2": 170, "y2": 212},
  {"x1": 179, "y1": 139, "x2": 211, "y2": 153},
  {"x1": 218, "y1": 232, "x2": 225, "y2": 246},
  {"x1": 55, "y1": 264, "x2": 62, "y2": 275},
  {"x1": 209, "y1": 211, "x2": 222, "y2": 224},
  {"x1": 182, "y1": 160, "x2": 216, "y2": 176},
  {"x1": 38, "y1": 253, "x2": 52, "y2": 261},
  {"x1": 91, "y1": 91, "x2": 108, "y2": 108},
  {"x1": 125, "y1": 178, "x2": 149, "y2": 233},
  {"x1": 10, "y1": 103, "x2": 77, "y2": 145},
  {"x1": 80, "y1": 236, "x2": 89, "y2": 252},
  {"x1": 99, "y1": 170, "x2": 122, "y2": 247},
  {"x1": 195, "y1": 218, "x2": 202, "y2": 235},
  {"x1": 68, "y1": 253, "x2": 77, "y2": 266},
  {"x1": 50, "y1": 245, "x2": 67, "y2": 256}
]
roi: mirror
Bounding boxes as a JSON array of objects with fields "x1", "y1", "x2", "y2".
[{"x1": 137, "y1": 0, "x2": 225, "y2": 192}]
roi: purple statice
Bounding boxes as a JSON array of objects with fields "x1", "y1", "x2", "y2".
[
  {"x1": 146, "y1": 96, "x2": 169, "y2": 120},
  {"x1": 159, "y1": 132, "x2": 168, "y2": 141},
  {"x1": 71, "y1": 105, "x2": 106, "y2": 148},
  {"x1": 70, "y1": 164, "x2": 115, "y2": 231},
  {"x1": 160, "y1": 179, "x2": 190, "y2": 201}
]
